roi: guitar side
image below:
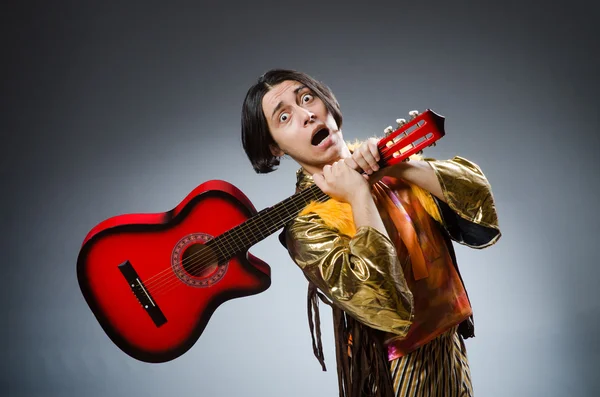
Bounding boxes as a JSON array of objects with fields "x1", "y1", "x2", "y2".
[{"x1": 77, "y1": 180, "x2": 271, "y2": 363}]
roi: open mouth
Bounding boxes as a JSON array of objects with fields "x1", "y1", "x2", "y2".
[{"x1": 311, "y1": 128, "x2": 330, "y2": 146}]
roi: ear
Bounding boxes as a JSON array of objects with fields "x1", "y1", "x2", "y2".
[{"x1": 269, "y1": 143, "x2": 285, "y2": 157}]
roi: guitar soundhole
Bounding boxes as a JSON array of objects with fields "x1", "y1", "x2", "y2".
[
  {"x1": 171, "y1": 233, "x2": 228, "y2": 288},
  {"x1": 181, "y1": 244, "x2": 218, "y2": 277}
]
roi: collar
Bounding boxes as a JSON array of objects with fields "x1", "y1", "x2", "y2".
[{"x1": 295, "y1": 167, "x2": 314, "y2": 193}]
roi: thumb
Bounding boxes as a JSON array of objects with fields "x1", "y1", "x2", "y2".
[
  {"x1": 312, "y1": 173, "x2": 332, "y2": 196},
  {"x1": 312, "y1": 172, "x2": 326, "y2": 188}
]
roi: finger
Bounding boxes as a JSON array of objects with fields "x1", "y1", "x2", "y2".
[
  {"x1": 330, "y1": 162, "x2": 342, "y2": 179},
  {"x1": 322, "y1": 164, "x2": 332, "y2": 180},
  {"x1": 337, "y1": 159, "x2": 349, "y2": 169},
  {"x1": 335, "y1": 159, "x2": 348, "y2": 176},
  {"x1": 360, "y1": 144, "x2": 379, "y2": 171},
  {"x1": 353, "y1": 153, "x2": 372, "y2": 174},
  {"x1": 328, "y1": 162, "x2": 337, "y2": 178},
  {"x1": 312, "y1": 173, "x2": 329, "y2": 192},
  {"x1": 343, "y1": 157, "x2": 359, "y2": 171},
  {"x1": 368, "y1": 139, "x2": 380, "y2": 162}
]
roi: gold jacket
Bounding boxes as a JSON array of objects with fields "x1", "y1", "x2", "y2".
[{"x1": 282, "y1": 155, "x2": 501, "y2": 346}]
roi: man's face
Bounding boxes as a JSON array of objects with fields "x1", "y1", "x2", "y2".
[{"x1": 261, "y1": 80, "x2": 348, "y2": 175}]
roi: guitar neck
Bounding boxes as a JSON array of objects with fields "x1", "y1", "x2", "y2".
[
  {"x1": 210, "y1": 183, "x2": 328, "y2": 259},
  {"x1": 210, "y1": 109, "x2": 445, "y2": 261}
]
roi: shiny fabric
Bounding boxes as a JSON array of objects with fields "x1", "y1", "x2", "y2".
[
  {"x1": 425, "y1": 156, "x2": 500, "y2": 248},
  {"x1": 379, "y1": 175, "x2": 474, "y2": 359},
  {"x1": 283, "y1": 155, "x2": 500, "y2": 360},
  {"x1": 286, "y1": 213, "x2": 414, "y2": 336}
]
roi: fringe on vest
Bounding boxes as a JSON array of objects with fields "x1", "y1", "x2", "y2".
[{"x1": 307, "y1": 283, "x2": 396, "y2": 397}]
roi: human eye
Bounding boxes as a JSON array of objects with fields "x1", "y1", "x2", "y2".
[
  {"x1": 279, "y1": 112, "x2": 290, "y2": 123},
  {"x1": 301, "y1": 93, "x2": 314, "y2": 103}
]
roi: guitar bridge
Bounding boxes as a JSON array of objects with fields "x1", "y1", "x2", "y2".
[{"x1": 118, "y1": 260, "x2": 167, "y2": 327}]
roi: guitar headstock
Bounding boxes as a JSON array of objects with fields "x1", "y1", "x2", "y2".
[{"x1": 377, "y1": 109, "x2": 445, "y2": 167}]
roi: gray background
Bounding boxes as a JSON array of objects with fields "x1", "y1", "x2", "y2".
[{"x1": 3, "y1": 1, "x2": 599, "y2": 396}]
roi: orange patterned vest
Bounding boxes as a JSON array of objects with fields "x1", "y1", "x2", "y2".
[{"x1": 371, "y1": 176, "x2": 472, "y2": 359}]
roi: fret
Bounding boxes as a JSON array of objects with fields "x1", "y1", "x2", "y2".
[
  {"x1": 216, "y1": 184, "x2": 329, "y2": 258},
  {"x1": 214, "y1": 110, "x2": 445, "y2": 261}
]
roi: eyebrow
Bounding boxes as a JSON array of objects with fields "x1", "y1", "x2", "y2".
[{"x1": 271, "y1": 84, "x2": 308, "y2": 120}]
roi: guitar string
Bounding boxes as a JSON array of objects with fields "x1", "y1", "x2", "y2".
[
  {"x1": 147, "y1": 184, "x2": 329, "y2": 296},
  {"x1": 142, "y1": 182, "x2": 328, "y2": 294},
  {"x1": 140, "y1": 137, "x2": 425, "y2": 297},
  {"x1": 142, "y1": 140, "x2": 411, "y2": 293},
  {"x1": 137, "y1": 132, "x2": 432, "y2": 296},
  {"x1": 155, "y1": 188, "x2": 333, "y2": 296},
  {"x1": 137, "y1": 184, "x2": 323, "y2": 287},
  {"x1": 143, "y1": 140, "x2": 421, "y2": 297},
  {"x1": 136, "y1": 127, "x2": 420, "y2": 289}
]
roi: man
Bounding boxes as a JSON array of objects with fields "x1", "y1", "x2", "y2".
[{"x1": 241, "y1": 69, "x2": 501, "y2": 397}]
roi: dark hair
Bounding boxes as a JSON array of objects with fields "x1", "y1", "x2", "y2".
[{"x1": 241, "y1": 69, "x2": 343, "y2": 173}]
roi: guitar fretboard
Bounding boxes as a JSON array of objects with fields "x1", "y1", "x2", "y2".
[{"x1": 207, "y1": 183, "x2": 328, "y2": 261}]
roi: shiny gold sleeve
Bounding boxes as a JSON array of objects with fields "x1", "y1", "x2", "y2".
[
  {"x1": 419, "y1": 156, "x2": 501, "y2": 248},
  {"x1": 285, "y1": 213, "x2": 414, "y2": 336}
]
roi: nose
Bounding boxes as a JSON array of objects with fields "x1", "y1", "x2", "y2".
[{"x1": 302, "y1": 109, "x2": 316, "y2": 126}]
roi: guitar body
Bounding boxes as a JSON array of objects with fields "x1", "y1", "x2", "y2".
[{"x1": 77, "y1": 180, "x2": 271, "y2": 363}]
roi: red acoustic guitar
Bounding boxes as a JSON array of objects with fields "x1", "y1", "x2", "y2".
[{"x1": 77, "y1": 109, "x2": 446, "y2": 363}]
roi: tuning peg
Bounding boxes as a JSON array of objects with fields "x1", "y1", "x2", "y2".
[
  {"x1": 396, "y1": 118, "x2": 406, "y2": 127},
  {"x1": 428, "y1": 142, "x2": 437, "y2": 147},
  {"x1": 409, "y1": 110, "x2": 419, "y2": 119},
  {"x1": 384, "y1": 126, "x2": 393, "y2": 136}
]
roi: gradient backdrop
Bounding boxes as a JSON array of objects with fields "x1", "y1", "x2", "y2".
[{"x1": 3, "y1": 1, "x2": 599, "y2": 396}]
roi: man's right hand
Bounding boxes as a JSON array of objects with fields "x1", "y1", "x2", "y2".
[{"x1": 312, "y1": 159, "x2": 370, "y2": 204}]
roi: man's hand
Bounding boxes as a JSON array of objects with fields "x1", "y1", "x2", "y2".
[
  {"x1": 313, "y1": 158, "x2": 390, "y2": 239},
  {"x1": 343, "y1": 138, "x2": 381, "y2": 176},
  {"x1": 313, "y1": 159, "x2": 370, "y2": 204}
]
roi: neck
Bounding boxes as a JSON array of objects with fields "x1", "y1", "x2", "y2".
[{"x1": 300, "y1": 145, "x2": 353, "y2": 176}]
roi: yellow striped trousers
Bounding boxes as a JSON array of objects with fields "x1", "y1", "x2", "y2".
[{"x1": 390, "y1": 326, "x2": 474, "y2": 397}]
